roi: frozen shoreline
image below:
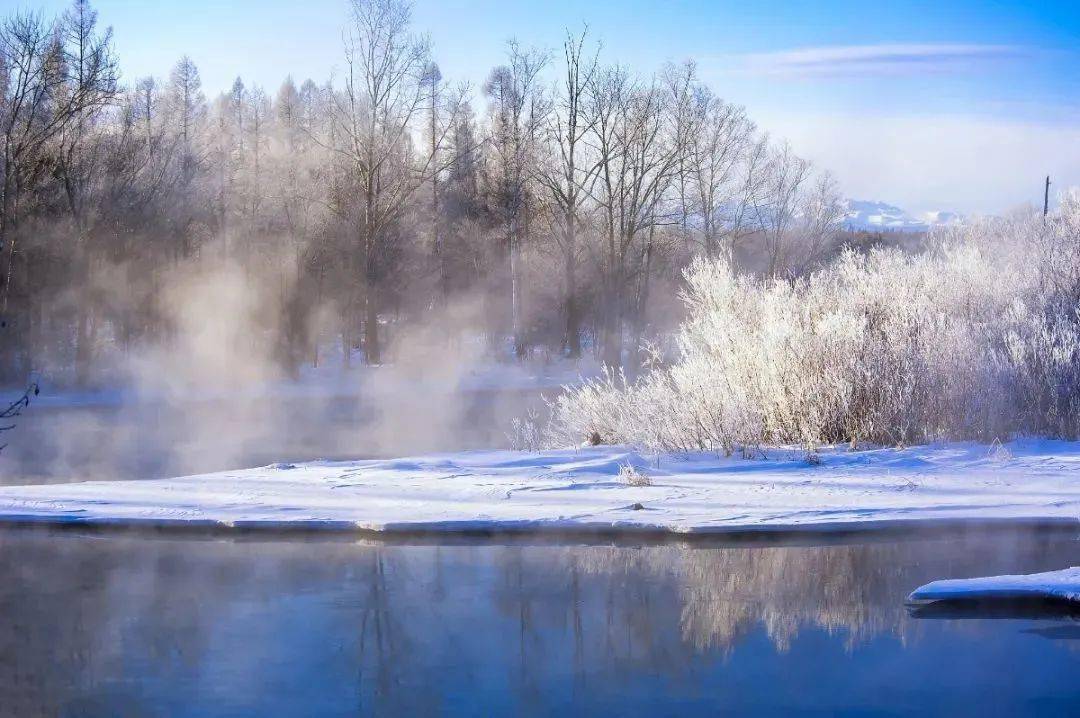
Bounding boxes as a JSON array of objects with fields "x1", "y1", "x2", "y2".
[{"x1": 0, "y1": 440, "x2": 1078, "y2": 535}]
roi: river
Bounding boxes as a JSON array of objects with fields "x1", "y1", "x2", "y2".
[{"x1": 0, "y1": 527, "x2": 1076, "y2": 716}]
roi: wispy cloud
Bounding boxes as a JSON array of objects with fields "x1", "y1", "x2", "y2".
[{"x1": 738, "y1": 44, "x2": 1030, "y2": 77}]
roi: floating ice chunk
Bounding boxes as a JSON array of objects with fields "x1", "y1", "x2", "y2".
[{"x1": 908, "y1": 567, "x2": 1080, "y2": 604}]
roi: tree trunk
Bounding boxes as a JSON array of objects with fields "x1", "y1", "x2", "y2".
[
  {"x1": 364, "y1": 290, "x2": 380, "y2": 365},
  {"x1": 75, "y1": 305, "x2": 92, "y2": 386},
  {"x1": 364, "y1": 242, "x2": 381, "y2": 365},
  {"x1": 313, "y1": 264, "x2": 324, "y2": 369},
  {"x1": 602, "y1": 325, "x2": 622, "y2": 370},
  {"x1": 342, "y1": 318, "x2": 351, "y2": 370},
  {"x1": 632, "y1": 233, "x2": 655, "y2": 371},
  {"x1": 602, "y1": 270, "x2": 622, "y2": 368},
  {"x1": 0, "y1": 170, "x2": 18, "y2": 313},
  {"x1": 362, "y1": 165, "x2": 382, "y2": 365},
  {"x1": 563, "y1": 246, "x2": 580, "y2": 358},
  {"x1": 509, "y1": 225, "x2": 524, "y2": 359}
]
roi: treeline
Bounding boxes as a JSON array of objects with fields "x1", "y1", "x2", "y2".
[{"x1": 0, "y1": 0, "x2": 845, "y2": 384}]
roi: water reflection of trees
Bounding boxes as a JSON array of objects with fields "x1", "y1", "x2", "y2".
[
  {"x1": 0, "y1": 529, "x2": 1074, "y2": 713},
  {"x1": 557, "y1": 543, "x2": 908, "y2": 658},
  {"x1": 676, "y1": 544, "x2": 908, "y2": 653},
  {"x1": 568, "y1": 535, "x2": 1075, "y2": 656},
  {"x1": 570, "y1": 531, "x2": 1075, "y2": 656}
]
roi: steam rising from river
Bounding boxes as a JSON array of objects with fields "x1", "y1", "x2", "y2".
[{"x1": 2, "y1": 242, "x2": 564, "y2": 483}]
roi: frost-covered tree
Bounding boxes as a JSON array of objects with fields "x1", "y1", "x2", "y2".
[{"x1": 552, "y1": 198, "x2": 1080, "y2": 451}]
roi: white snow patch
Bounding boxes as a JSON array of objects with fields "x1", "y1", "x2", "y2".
[
  {"x1": 909, "y1": 567, "x2": 1080, "y2": 604},
  {"x1": 0, "y1": 440, "x2": 1077, "y2": 534}
]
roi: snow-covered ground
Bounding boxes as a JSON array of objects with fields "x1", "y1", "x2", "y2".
[
  {"x1": 0, "y1": 440, "x2": 1078, "y2": 534},
  {"x1": 909, "y1": 567, "x2": 1080, "y2": 604}
]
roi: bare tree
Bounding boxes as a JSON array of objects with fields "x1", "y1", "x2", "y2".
[
  {"x1": 725, "y1": 132, "x2": 769, "y2": 268},
  {"x1": 756, "y1": 141, "x2": 811, "y2": 278},
  {"x1": 484, "y1": 41, "x2": 548, "y2": 358},
  {"x1": 795, "y1": 170, "x2": 844, "y2": 271},
  {"x1": 663, "y1": 61, "x2": 698, "y2": 248},
  {"x1": 0, "y1": 3, "x2": 117, "y2": 310},
  {"x1": 246, "y1": 85, "x2": 269, "y2": 221},
  {"x1": 421, "y1": 61, "x2": 444, "y2": 296},
  {"x1": 166, "y1": 56, "x2": 204, "y2": 161},
  {"x1": 585, "y1": 67, "x2": 683, "y2": 367},
  {"x1": 327, "y1": 0, "x2": 453, "y2": 364},
  {"x1": 536, "y1": 28, "x2": 598, "y2": 358},
  {"x1": 165, "y1": 55, "x2": 206, "y2": 256},
  {"x1": 684, "y1": 87, "x2": 755, "y2": 262}
]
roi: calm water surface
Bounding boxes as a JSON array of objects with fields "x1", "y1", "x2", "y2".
[{"x1": 0, "y1": 528, "x2": 1077, "y2": 716}]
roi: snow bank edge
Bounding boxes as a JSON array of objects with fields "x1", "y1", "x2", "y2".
[
  {"x1": 0, "y1": 511, "x2": 1075, "y2": 540},
  {"x1": 908, "y1": 567, "x2": 1080, "y2": 604}
]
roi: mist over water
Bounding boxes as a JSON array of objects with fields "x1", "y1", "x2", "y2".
[
  {"x1": 0, "y1": 246, "x2": 584, "y2": 484},
  {"x1": 0, "y1": 387, "x2": 550, "y2": 484}
]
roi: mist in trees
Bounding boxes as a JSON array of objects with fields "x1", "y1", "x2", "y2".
[{"x1": 0, "y1": 0, "x2": 843, "y2": 388}]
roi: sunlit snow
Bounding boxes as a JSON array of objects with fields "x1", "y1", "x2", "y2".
[
  {"x1": 909, "y1": 567, "x2": 1080, "y2": 604},
  {"x1": 0, "y1": 440, "x2": 1077, "y2": 534}
]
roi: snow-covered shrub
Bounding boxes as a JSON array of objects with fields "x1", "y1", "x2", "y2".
[
  {"x1": 618, "y1": 463, "x2": 653, "y2": 487},
  {"x1": 551, "y1": 199, "x2": 1080, "y2": 451},
  {"x1": 508, "y1": 406, "x2": 545, "y2": 452}
]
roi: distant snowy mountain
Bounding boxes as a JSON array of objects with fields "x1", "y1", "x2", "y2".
[
  {"x1": 919, "y1": 210, "x2": 964, "y2": 227},
  {"x1": 841, "y1": 200, "x2": 962, "y2": 233}
]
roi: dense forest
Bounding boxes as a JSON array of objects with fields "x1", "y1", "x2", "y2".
[{"x1": 0, "y1": 0, "x2": 849, "y2": 387}]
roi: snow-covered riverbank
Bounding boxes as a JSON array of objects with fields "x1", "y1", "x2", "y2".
[
  {"x1": 909, "y1": 567, "x2": 1080, "y2": 604},
  {"x1": 0, "y1": 440, "x2": 1078, "y2": 534}
]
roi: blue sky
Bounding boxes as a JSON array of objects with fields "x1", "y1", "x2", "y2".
[{"x1": 14, "y1": 0, "x2": 1080, "y2": 215}]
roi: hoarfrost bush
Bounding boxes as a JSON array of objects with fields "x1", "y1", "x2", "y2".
[
  {"x1": 552, "y1": 198, "x2": 1080, "y2": 451},
  {"x1": 618, "y1": 463, "x2": 653, "y2": 487},
  {"x1": 508, "y1": 406, "x2": 545, "y2": 452}
]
